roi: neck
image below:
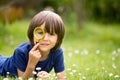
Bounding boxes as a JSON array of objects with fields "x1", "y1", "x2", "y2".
[{"x1": 39, "y1": 50, "x2": 50, "y2": 61}]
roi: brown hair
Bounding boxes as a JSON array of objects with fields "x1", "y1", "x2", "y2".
[{"x1": 27, "y1": 10, "x2": 65, "y2": 51}]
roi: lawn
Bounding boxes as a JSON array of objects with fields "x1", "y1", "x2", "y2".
[{"x1": 0, "y1": 19, "x2": 120, "y2": 80}]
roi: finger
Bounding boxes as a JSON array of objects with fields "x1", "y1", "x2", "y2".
[
  {"x1": 31, "y1": 43, "x2": 39, "y2": 51},
  {"x1": 34, "y1": 50, "x2": 41, "y2": 55},
  {"x1": 34, "y1": 40, "x2": 39, "y2": 45}
]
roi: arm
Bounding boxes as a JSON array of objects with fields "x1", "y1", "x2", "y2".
[
  {"x1": 17, "y1": 61, "x2": 36, "y2": 77},
  {"x1": 56, "y1": 71, "x2": 66, "y2": 80},
  {"x1": 54, "y1": 48, "x2": 65, "y2": 80},
  {"x1": 17, "y1": 43, "x2": 41, "y2": 78}
]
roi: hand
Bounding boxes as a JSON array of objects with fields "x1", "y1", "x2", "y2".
[
  {"x1": 37, "y1": 71, "x2": 49, "y2": 79},
  {"x1": 28, "y1": 43, "x2": 41, "y2": 67}
]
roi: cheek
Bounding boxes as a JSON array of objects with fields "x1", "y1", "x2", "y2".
[
  {"x1": 51, "y1": 37, "x2": 58, "y2": 45},
  {"x1": 54, "y1": 37, "x2": 58, "y2": 44}
]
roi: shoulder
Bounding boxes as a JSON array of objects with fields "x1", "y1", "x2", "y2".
[
  {"x1": 12, "y1": 42, "x2": 32, "y2": 63},
  {"x1": 15, "y1": 42, "x2": 32, "y2": 52},
  {"x1": 51, "y1": 48, "x2": 64, "y2": 57},
  {"x1": 13, "y1": 42, "x2": 32, "y2": 56},
  {"x1": 54, "y1": 47, "x2": 63, "y2": 53}
]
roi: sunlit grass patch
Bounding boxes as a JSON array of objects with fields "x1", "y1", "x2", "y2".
[
  {"x1": 63, "y1": 46, "x2": 120, "y2": 80},
  {"x1": 0, "y1": 20, "x2": 120, "y2": 79}
]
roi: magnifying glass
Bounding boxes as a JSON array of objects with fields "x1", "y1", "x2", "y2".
[{"x1": 33, "y1": 27, "x2": 45, "y2": 43}]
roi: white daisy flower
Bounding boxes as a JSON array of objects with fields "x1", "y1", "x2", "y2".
[
  {"x1": 109, "y1": 73, "x2": 113, "y2": 77},
  {"x1": 114, "y1": 75, "x2": 119, "y2": 78}
]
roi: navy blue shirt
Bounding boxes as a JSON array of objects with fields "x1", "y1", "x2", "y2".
[{"x1": 0, "y1": 42, "x2": 65, "y2": 77}]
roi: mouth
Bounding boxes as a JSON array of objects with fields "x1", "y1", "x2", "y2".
[{"x1": 40, "y1": 43, "x2": 49, "y2": 46}]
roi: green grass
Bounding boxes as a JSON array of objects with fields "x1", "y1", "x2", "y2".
[
  {"x1": 0, "y1": 20, "x2": 120, "y2": 80},
  {"x1": 0, "y1": 20, "x2": 29, "y2": 56},
  {"x1": 63, "y1": 21, "x2": 120, "y2": 80}
]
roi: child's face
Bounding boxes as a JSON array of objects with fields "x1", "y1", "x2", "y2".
[{"x1": 34, "y1": 23, "x2": 58, "y2": 52}]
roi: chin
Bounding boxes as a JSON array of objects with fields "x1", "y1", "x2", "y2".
[{"x1": 40, "y1": 48, "x2": 50, "y2": 52}]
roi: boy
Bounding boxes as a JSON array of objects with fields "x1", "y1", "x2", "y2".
[{"x1": 0, "y1": 10, "x2": 65, "y2": 80}]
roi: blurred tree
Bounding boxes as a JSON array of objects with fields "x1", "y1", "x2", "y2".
[
  {"x1": 0, "y1": 0, "x2": 24, "y2": 25},
  {"x1": 0, "y1": 0, "x2": 9, "y2": 5},
  {"x1": 1, "y1": 0, "x2": 120, "y2": 25},
  {"x1": 72, "y1": 0, "x2": 86, "y2": 28},
  {"x1": 85, "y1": 0, "x2": 120, "y2": 23}
]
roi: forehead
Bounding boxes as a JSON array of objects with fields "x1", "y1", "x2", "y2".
[
  {"x1": 39, "y1": 22, "x2": 45, "y2": 29},
  {"x1": 38, "y1": 22, "x2": 55, "y2": 33}
]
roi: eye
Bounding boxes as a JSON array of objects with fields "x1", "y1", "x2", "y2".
[
  {"x1": 36, "y1": 31, "x2": 44, "y2": 37},
  {"x1": 38, "y1": 31, "x2": 43, "y2": 35}
]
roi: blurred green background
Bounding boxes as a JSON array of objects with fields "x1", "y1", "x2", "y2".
[{"x1": 0, "y1": 0, "x2": 120, "y2": 80}]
